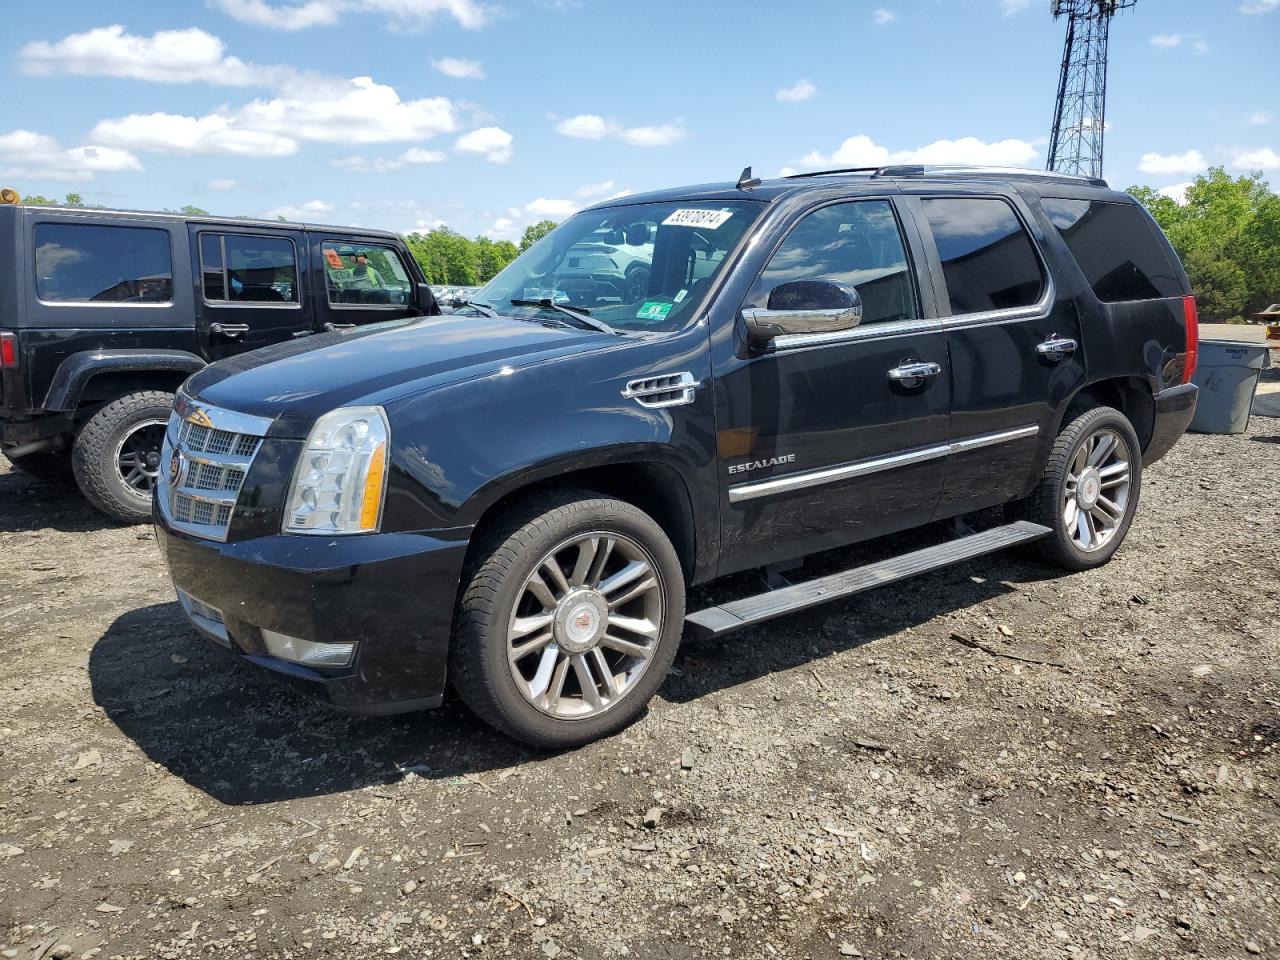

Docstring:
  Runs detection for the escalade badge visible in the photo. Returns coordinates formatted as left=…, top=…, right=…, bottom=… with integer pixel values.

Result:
left=727, top=454, right=796, bottom=476
left=188, top=408, right=214, bottom=429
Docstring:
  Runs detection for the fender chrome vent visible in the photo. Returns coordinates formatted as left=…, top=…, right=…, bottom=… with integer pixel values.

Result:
left=622, top=372, right=700, bottom=409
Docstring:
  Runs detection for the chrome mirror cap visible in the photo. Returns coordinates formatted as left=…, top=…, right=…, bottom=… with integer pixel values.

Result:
left=744, top=278, right=863, bottom=341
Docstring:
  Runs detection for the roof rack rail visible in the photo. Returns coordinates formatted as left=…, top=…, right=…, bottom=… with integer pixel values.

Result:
left=870, top=164, right=1108, bottom=187
left=782, top=167, right=882, bottom=179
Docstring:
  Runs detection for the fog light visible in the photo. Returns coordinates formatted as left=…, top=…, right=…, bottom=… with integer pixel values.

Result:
left=261, top=629, right=356, bottom=668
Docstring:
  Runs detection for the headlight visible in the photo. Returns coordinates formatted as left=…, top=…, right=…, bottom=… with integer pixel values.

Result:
left=284, top=406, right=389, bottom=535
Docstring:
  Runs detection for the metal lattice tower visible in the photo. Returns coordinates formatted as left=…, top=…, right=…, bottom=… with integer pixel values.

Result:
left=1047, top=0, right=1137, bottom=179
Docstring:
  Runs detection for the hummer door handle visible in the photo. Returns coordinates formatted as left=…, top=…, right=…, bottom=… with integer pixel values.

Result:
left=1036, top=335, right=1078, bottom=361
left=887, top=361, right=942, bottom=385
left=209, top=322, right=250, bottom=339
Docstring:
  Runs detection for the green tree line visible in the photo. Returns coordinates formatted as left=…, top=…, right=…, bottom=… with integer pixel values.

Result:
left=1128, top=167, right=1280, bottom=321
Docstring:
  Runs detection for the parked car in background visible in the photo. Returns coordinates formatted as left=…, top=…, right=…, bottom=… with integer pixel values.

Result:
left=0, top=194, right=438, bottom=521
left=1251, top=303, right=1280, bottom=324
left=155, top=164, right=1198, bottom=747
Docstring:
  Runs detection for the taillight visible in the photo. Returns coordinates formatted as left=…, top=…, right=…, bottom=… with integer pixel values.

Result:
left=1181, top=295, right=1198, bottom=384
left=0, top=331, right=16, bottom=370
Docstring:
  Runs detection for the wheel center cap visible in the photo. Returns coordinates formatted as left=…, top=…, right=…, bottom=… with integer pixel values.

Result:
left=554, top=589, right=608, bottom=654
left=1077, top=468, right=1102, bottom=509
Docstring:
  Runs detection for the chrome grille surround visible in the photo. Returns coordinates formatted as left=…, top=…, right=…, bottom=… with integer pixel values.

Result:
left=157, top=393, right=273, bottom=543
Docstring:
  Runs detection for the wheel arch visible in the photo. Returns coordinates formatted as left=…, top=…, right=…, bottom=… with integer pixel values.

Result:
left=44, top=349, right=205, bottom=413
left=1054, top=376, right=1155, bottom=453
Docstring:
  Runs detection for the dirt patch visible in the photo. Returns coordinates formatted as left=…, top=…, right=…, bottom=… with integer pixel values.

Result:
left=1, top=420, right=1277, bottom=960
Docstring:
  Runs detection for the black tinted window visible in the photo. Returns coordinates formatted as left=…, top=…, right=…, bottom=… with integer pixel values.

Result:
left=747, top=200, right=917, bottom=325
left=922, top=198, right=1044, bottom=315
left=1042, top=198, right=1182, bottom=302
left=200, top=234, right=298, bottom=304
left=34, top=224, right=173, bottom=303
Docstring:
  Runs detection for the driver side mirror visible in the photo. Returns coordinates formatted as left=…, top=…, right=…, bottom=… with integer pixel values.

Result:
left=743, top=279, right=863, bottom=342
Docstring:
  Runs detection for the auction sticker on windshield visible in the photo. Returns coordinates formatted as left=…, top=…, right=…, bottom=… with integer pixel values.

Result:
left=662, top=209, right=734, bottom=229
left=636, top=301, right=674, bottom=321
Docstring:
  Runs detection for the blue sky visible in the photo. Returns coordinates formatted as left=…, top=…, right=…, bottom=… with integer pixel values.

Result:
left=3, top=0, right=1277, bottom=240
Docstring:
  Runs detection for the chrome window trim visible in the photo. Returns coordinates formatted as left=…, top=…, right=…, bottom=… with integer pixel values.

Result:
left=32, top=299, right=175, bottom=309
left=199, top=231, right=301, bottom=308
left=768, top=316, right=944, bottom=352
left=937, top=273, right=1056, bottom=332
left=728, top=424, right=1040, bottom=503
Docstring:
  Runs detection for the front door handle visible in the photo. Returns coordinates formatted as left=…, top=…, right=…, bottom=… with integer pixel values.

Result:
left=887, top=361, right=942, bottom=384
left=1036, top=335, right=1078, bottom=361
left=209, top=322, right=250, bottom=339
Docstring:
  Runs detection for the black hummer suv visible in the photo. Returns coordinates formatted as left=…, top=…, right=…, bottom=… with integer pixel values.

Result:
left=0, top=197, right=436, bottom=521
left=154, top=165, right=1199, bottom=747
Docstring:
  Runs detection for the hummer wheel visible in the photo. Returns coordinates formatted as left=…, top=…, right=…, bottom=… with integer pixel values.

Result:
left=72, top=390, right=173, bottom=524
left=451, top=491, right=685, bottom=748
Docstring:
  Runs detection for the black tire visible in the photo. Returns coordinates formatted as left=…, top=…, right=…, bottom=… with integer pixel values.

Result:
left=71, top=390, right=173, bottom=523
left=2, top=447, right=74, bottom=484
left=451, top=490, right=685, bottom=749
left=1015, top=405, right=1142, bottom=571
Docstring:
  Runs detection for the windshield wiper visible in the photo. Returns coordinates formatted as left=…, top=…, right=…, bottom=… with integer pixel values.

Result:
left=509, top=298, right=618, bottom=335
left=458, top=299, right=499, bottom=318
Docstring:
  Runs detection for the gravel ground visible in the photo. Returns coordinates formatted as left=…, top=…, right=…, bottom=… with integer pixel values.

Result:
left=1, top=412, right=1277, bottom=960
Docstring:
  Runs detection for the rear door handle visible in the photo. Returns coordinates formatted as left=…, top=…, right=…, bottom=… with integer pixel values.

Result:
left=887, top=361, right=942, bottom=384
left=209, top=322, right=250, bottom=339
left=1036, top=336, right=1078, bottom=361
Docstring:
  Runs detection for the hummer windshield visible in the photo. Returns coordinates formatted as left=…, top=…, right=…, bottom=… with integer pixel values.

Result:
left=468, top=199, right=764, bottom=333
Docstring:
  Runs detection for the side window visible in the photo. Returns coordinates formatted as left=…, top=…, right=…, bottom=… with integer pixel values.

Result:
left=1041, top=198, right=1182, bottom=302
left=34, top=223, right=173, bottom=303
left=921, top=198, right=1045, bottom=315
left=745, top=200, right=918, bottom=325
left=322, top=241, right=413, bottom=307
left=200, top=234, right=299, bottom=304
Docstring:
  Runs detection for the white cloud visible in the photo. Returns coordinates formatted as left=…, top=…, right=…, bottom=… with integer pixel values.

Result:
left=208, top=178, right=239, bottom=190
left=553, top=114, right=686, bottom=147
left=576, top=180, right=616, bottom=198
left=91, top=113, right=298, bottom=157
left=1239, top=0, right=1279, bottom=12
left=1233, top=147, right=1280, bottom=170
left=1191, top=40, right=1209, bottom=53
left=1157, top=182, right=1192, bottom=204
left=332, top=147, right=447, bottom=172
left=0, top=129, right=142, bottom=182
left=432, top=57, right=485, bottom=79
left=524, top=197, right=580, bottom=219
left=91, top=76, right=456, bottom=156
left=1149, top=34, right=1183, bottom=48
left=19, top=25, right=286, bottom=86
left=872, top=8, right=896, bottom=24
left=1137, top=149, right=1206, bottom=174
left=799, top=134, right=1039, bottom=170
left=776, top=79, right=817, bottom=103
left=1001, top=0, right=1031, bottom=14
left=455, top=126, right=513, bottom=163
left=1248, top=112, right=1272, bottom=126
left=259, top=199, right=335, bottom=221
left=214, top=0, right=493, bottom=30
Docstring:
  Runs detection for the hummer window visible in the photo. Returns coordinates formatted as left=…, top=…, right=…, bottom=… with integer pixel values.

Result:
left=469, top=200, right=764, bottom=333
left=34, top=223, right=173, bottom=304
left=744, top=200, right=918, bottom=326
left=200, top=233, right=299, bottom=304
left=921, top=197, right=1045, bottom=315
left=322, top=241, right=414, bottom=307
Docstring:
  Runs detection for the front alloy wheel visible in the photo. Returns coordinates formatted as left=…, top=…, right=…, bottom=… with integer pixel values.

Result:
left=452, top=492, right=685, bottom=748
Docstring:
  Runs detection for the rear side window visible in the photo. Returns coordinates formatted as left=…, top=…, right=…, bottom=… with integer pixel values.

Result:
left=921, top=198, right=1045, bottom=315
left=1041, top=198, right=1182, bottom=302
left=200, top=233, right=299, bottom=304
left=321, top=240, right=414, bottom=307
left=34, top=223, right=173, bottom=303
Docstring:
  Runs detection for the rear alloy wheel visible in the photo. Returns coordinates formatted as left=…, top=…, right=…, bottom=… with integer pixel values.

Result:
left=72, top=390, right=174, bottom=523
left=452, top=492, right=684, bottom=748
left=1017, top=405, right=1142, bottom=571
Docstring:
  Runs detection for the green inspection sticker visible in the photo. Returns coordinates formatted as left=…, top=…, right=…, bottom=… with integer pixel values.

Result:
left=636, top=300, right=674, bottom=321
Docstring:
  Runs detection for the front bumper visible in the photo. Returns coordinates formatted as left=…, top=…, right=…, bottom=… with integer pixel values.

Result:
left=156, top=516, right=470, bottom=713
left=1143, top=382, right=1198, bottom=466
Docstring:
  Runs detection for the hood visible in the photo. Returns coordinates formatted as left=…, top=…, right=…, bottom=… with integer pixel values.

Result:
left=185, top=314, right=609, bottom=436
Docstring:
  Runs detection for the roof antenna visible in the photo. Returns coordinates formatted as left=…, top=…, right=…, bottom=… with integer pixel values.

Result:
left=736, top=166, right=762, bottom=190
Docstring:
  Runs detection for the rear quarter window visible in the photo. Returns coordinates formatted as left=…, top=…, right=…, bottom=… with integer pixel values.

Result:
left=1041, top=198, right=1182, bottom=302
left=34, top=223, right=173, bottom=303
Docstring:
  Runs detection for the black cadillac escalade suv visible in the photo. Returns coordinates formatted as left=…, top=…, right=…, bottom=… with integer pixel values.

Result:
left=0, top=196, right=437, bottom=522
left=154, top=165, right=1199, bottom=747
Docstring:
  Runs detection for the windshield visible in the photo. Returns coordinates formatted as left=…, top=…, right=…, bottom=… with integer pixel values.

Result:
left=471, top=200, right=764, bottom=333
